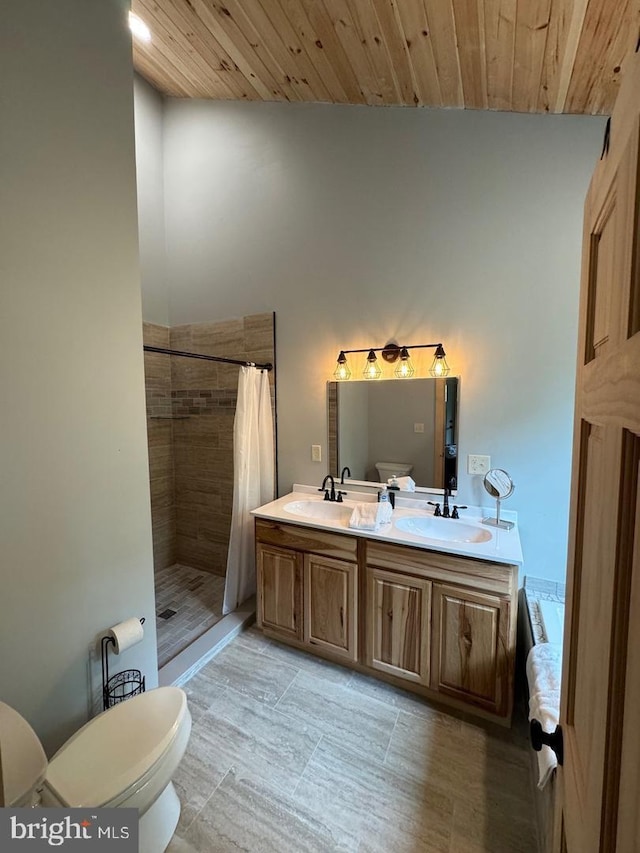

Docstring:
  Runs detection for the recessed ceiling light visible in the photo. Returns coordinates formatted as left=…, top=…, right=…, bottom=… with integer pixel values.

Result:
left=129, top=12, right=151, bottom=43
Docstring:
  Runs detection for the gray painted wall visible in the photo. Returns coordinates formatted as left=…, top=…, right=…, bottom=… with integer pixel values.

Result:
left=1, top=2, right=158, bottom=754
left=135, top=93, right=605, bottom=583
left=134, top=76, right=169, bottom=326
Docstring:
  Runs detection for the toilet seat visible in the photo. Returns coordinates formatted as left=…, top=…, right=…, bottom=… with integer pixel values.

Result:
left=42, top=687, right=189, bottom=809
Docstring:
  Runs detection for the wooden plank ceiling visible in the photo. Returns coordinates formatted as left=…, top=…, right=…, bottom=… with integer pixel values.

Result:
left=131, top=0, right=639, bottom=115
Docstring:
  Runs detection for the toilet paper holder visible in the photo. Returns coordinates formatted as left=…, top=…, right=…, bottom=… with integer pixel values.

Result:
left=101, top=618, right=146, bottom=710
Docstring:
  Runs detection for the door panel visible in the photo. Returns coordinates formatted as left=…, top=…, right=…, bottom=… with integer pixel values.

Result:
left=366, top=567, right=431, bottom=684
left=585, top=194, right=615, bottom=361
left=431, top=584, right=510, bottom=715
left=257, top=543, right=302, bottom=640
left=559, top=50, right=640, bottom=853
left=608, top=433, right=640, bottom=849
left=304, top=554, right=357, bottom=661
left=562, top=423, right=620, bottom=852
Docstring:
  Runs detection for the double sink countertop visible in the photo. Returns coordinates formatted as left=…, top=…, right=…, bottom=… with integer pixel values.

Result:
left=252, top=484, right=524, bottom=566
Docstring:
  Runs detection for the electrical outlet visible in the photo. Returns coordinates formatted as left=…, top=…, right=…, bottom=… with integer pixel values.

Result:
left=311, top=444, right=322, bottom=462
left=468, top=454, right=491, bottom=475
left=414, top=423, right=425, bottom=433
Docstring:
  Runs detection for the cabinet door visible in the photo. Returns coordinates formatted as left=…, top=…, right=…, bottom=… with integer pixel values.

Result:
left=431, top=583, right=511, bottom=716
left=257, top=543, right=302, bottom=641
left=366, top=567, right=431, bottom=685
left=304, top=554, right=357, bottom=661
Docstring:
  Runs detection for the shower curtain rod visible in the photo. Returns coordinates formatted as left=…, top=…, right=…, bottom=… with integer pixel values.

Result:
left=143, top=345, right=273, bottom=372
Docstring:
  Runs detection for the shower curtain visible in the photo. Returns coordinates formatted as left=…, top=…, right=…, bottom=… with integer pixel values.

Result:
left=223, top=366, right=274, bottom=615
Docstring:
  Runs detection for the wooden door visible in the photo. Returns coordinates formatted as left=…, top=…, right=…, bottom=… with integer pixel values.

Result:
left=366, top=566, right=431, bottom=684
left=557, top=49, right=640, bottom=852
left=303, top=554, right=357, bottom=661
left=431, top=583, right=511, bottom=717
left=256, top=543, right=302, bottom=641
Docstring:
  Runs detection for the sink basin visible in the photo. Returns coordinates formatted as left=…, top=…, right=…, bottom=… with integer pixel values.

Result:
left=394, top=515, right=492, bottom=544
left=283, top=499, right=352, bottom=522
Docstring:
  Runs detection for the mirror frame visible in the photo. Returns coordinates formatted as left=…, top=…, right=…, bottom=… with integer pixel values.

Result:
left=327, top=376, right=460, bottom=494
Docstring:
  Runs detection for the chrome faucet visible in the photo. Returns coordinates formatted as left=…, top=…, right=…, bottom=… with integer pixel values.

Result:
left=318, top=474, right=346, bottom=503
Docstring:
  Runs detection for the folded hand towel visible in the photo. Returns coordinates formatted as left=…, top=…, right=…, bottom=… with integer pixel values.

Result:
left=349, top=502, right=392, bottom=530
left=388, top=476, right=416, bottom=492
left=526, top=642, right=562, bottom=789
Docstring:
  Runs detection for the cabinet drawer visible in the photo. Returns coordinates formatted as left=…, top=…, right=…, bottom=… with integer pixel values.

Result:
left=255, top=519, right=358, bottom=562
left=366, top=540, right=515, bottom=597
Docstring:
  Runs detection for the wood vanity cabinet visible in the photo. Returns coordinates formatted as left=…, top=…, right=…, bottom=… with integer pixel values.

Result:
left=256, top=542, right=303, bottom=641
left=255, top=518, right=518, bottom=723
left=303, top=553, right=357, bottom=662
left=366, top=567, right=431, bottom=685
left=431, top=583, right=512, bottom=716
left=365, top=540, right=517, bottom=720
left=255, top=519, right=358, bottom=660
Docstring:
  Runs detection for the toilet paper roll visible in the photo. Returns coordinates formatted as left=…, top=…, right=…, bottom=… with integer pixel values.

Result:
left=109, top=618, right=144, bottom=655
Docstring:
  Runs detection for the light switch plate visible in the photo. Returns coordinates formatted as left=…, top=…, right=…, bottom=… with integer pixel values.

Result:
left=311, top=444, right=322, bottom=462
left=468, top=454, right=491, bottom=475
left=414, top=423, right=425, bottom=433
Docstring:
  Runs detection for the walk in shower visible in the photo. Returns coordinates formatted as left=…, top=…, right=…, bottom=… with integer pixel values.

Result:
left=142, top=312, right=276, bottom=670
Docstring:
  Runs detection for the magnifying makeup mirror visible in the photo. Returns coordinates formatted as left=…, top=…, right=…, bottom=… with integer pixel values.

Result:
left=481, top=469, right=515, bottom=530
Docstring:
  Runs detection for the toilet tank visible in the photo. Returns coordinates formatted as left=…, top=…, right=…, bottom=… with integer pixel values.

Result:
left=375, top=462, right=413, bottom=482
left=0, top=702, right=48, bottom=807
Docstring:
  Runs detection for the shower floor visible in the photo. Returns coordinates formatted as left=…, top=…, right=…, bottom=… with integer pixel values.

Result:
left=154, top=564, right=226, bottom=669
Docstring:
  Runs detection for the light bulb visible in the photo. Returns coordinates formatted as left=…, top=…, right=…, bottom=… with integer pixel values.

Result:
left=394, top=347, right=415, bottom=378
left=363, top=350, right=382, bottom=379
left=333, top=351, right=351, bottom=380
left=429, top=346, right=450, bottom=377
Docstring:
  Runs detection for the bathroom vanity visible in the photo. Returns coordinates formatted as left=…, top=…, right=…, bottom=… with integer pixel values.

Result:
left=253, top=487, right=523, bottom=724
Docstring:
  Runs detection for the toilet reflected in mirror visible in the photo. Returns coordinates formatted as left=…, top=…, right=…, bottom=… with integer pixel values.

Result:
left=482, top=469, right=515, bottom=530
left=375, top=461, right=413, bottom=482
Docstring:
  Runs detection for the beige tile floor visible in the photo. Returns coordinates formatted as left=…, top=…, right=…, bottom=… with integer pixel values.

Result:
left=168, top=628, right=539, bottom=853
left=155, top=564, right=226, bottom=668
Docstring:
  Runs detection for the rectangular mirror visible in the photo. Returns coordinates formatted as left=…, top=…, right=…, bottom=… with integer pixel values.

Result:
left=328, top=377, right=459, bottom=490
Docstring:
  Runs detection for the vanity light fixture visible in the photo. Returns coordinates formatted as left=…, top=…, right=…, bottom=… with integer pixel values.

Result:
left=333, top=351, right=351, bottom=381
left=363, top=350, right=382, bottom=380
left=394, top=346, right=415, bottom=379
left=333, top=341, right=449, bottom=380
left=429, top=344, right=450, bottom=378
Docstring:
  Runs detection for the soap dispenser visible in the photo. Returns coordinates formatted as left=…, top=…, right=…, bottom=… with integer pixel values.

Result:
left=378, top=486, right=395, bottom=509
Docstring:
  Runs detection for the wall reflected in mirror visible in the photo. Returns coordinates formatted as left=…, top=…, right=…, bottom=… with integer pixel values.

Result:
left=328, top=377, right=459, bottom=490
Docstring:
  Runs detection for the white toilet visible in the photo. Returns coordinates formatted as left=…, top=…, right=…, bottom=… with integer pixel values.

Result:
left=375, top=461, right=414, bottom=482
left=0, top=687, right=191, bottom=853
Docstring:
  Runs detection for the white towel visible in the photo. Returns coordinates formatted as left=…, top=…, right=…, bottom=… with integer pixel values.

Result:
left=349, top=502, right=392, bottom=530
left=387, top=476, right=416, bottom=492
left=526, top=642, right=562, bottom=789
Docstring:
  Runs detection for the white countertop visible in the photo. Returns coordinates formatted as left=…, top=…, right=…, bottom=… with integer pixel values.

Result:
left=252, top=485, right=523, bottom=566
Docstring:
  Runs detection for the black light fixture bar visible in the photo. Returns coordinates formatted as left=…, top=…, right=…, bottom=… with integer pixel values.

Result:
left=144, top=345, right=273, bottom=372
left=334, top=341, right=449, bottom=380
left=338, top=343, right=445, bottom=358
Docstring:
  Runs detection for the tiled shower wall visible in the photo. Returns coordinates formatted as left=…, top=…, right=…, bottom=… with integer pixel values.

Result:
left=143, top=313, right=276, bottom=576
left=144, top=323, right=175, bottom=570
